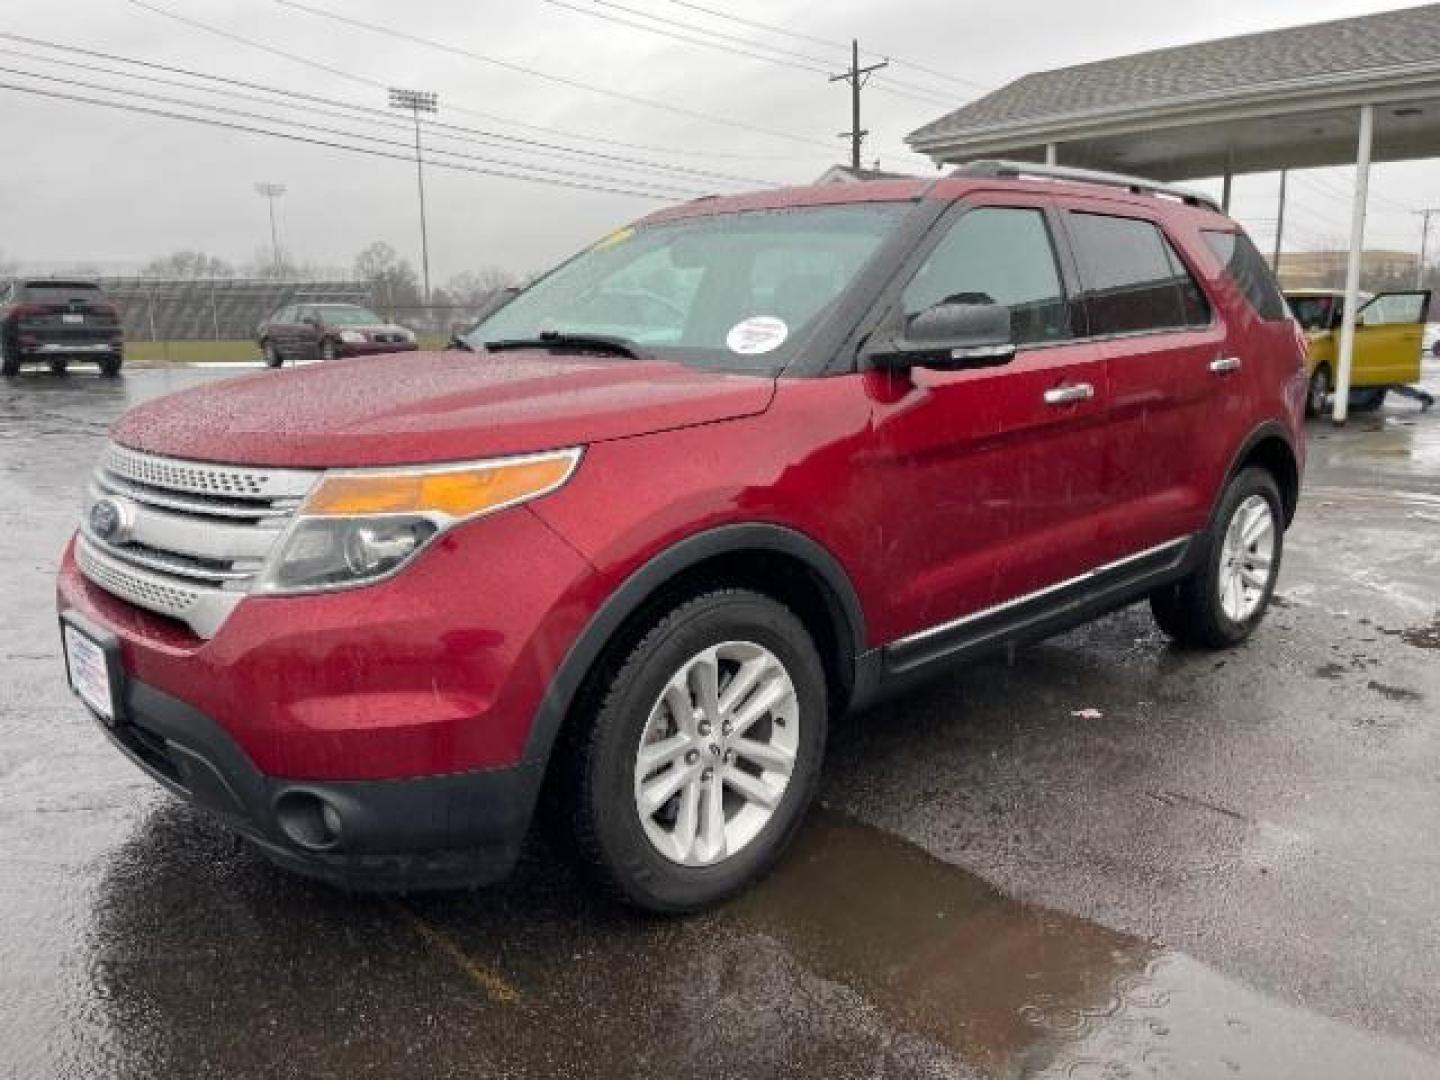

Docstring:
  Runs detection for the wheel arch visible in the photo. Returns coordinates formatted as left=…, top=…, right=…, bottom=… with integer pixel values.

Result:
left=1223, top=422, right=1301, bottom=527
left=522, top=523, right=866, bottom=770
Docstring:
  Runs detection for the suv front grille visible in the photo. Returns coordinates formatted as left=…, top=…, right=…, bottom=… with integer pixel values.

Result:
left=78, top=444, right=320, bottom=638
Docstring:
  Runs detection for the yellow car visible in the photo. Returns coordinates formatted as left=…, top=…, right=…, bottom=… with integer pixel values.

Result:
left=1285, top=288, right=1430, bottom=416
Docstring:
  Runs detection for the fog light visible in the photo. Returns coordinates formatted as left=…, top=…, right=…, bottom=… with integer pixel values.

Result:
left=274, top=790, right=343, bottom=851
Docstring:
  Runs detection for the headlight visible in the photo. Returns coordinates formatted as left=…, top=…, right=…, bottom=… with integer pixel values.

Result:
left=338, top=330, right=366, bottom=344
left=255, top=447, right=582, bottom=594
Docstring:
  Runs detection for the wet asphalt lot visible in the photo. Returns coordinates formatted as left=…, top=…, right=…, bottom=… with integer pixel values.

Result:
left=3, top=364, right=1440, bottom=1079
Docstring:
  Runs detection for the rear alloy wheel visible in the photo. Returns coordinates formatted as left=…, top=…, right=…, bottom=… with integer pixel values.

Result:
left=566, top=590, right=826, bottom=912
left=1305, top=365, right=1330, bottom=417
left=1150, top=467, right=1283, bottom=649
left=262, top=340, right=282, bottom=368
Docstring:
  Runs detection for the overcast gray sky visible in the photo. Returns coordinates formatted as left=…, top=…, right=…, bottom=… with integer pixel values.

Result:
left=1, top=0, right=1434, bottom=282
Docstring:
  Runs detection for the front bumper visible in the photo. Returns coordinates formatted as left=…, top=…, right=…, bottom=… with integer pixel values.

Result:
left=82, top=641, right=538, bottom=889
left=56, top=503, right=596, bottom=781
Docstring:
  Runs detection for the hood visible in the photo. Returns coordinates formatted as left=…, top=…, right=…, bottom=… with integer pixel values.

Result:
left=112, top=350, right=775, bottom=468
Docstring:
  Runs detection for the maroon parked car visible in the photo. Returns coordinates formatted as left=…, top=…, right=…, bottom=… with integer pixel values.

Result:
left=257, top=302, right=417, bottom=366
left=59, top=163, right=1306, bottom=911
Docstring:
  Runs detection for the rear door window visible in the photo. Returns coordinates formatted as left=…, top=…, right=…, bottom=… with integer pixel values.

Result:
left=1068, top=213, right=1210, bottom=335
left=1202, top=230, right=1288, bottom=321
left=901, top=206, right=1072, bottom=345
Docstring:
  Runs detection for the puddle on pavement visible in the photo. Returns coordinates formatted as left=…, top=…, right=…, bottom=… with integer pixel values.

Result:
left=62, top=802, right=1440, bottom=1079
left=730, top=810, right=1438, bottom=1079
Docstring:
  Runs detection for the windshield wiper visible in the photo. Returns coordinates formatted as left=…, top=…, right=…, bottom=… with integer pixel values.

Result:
left=483, top=330, right=648, bottom=360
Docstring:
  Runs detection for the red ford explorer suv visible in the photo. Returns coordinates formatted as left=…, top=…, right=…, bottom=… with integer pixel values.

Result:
left=58, top=163, right=1306, bottom=912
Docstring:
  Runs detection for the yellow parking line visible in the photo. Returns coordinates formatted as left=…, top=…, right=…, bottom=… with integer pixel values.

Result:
left=390, top=901, right=521, bottom=1006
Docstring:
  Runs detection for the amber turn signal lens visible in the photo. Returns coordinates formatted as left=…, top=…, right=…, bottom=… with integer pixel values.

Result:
left=302, top=450, right=579, bottom=519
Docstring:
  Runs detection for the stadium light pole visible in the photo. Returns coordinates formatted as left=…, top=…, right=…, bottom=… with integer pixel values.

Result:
left=388, top=87, right=437, bottom=303
left=254, top=182, right=286, bottom=277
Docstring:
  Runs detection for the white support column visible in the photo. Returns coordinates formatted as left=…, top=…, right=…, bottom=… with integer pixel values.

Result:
left=1333, top=103, right=1374, bottom=425
left=1044, top=142, right=1058, bottom=166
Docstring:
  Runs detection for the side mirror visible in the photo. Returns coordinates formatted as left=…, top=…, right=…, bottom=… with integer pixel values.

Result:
left=867, top=302, right=1017, bottom=372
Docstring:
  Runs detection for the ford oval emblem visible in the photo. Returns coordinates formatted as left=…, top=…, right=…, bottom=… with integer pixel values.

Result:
left=89, top=497, right=132, bottom=544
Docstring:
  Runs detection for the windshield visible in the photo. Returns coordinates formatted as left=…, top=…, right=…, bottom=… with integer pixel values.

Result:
left=465, top=203, right=911, bottom=369
left=1286, top=294, right=1339, bottom=331
left=317, top=306, right=385, bottom=325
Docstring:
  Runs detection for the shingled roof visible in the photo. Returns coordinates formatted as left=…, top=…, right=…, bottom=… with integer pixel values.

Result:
left=909, top=4, right=1440, bottom=153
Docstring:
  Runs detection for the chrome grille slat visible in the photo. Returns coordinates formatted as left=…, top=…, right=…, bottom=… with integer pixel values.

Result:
left=78, top=443, right=320, bottom=638
left=81, top=527, right=255, bottom=584
left=95, top=472, right=293, bottom=520
left=104, top=443, right=316, bottom=501
left=87, top=482, right=282, bottom=561
left=76, top=536, right=242, bottom=639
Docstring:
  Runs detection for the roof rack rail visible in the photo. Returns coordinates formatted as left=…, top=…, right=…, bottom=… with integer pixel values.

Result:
left=952, top=159, right=1222, bottom=213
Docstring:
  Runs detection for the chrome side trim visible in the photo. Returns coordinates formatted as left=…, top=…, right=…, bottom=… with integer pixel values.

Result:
left=892, top=537, right=1191, bottom=649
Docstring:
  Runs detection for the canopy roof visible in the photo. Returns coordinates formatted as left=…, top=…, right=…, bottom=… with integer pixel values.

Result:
left=907, top=4, right=1440, bottom=180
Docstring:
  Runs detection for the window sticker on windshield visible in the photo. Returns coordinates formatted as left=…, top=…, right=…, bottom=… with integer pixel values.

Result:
left=592, top=226, right=635, bottom=252
left=726, top=316, right=788, bottom=355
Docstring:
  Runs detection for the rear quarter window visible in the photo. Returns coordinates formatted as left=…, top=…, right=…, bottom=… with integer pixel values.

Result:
left=1202, top=230, right=1288, bottom=321
left=1066, top=213, right=1211, bottom=336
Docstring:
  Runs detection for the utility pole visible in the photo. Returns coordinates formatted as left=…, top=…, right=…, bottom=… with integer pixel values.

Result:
left=829, top=40, right=887, bottom=174
left=388, top=87, right=438, bottom=303
left=254, top=182, right=286, bottom=276
left=1272, top=168, right=1287, bottom=274
left=1415, top=207, right=1439, bottom=288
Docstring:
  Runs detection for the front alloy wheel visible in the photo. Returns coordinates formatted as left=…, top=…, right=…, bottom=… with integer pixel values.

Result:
left=564, top=589, right=826, bottom=912
left=634, top=641, right=799, bottom=867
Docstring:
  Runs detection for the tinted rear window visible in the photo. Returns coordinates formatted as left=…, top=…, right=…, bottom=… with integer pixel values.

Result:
left=1068, top=213, right=1210, bottom=335
left=1202, top=231, right=1288, bottom=321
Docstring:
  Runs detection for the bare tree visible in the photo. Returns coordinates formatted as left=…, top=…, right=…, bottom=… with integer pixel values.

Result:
left=142, top=250, right=236, bottom=279
left=353, top=241, right=421, bottom=311
left=244, top=247, right=312, bottom=280
left=443, top=267, right=516, bottom=306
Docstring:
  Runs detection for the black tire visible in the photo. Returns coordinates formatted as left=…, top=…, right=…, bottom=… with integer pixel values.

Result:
left=99, top=352, right=123, bottom=377
left=562, top=589, right=827, bottom=913
left=48, top=358, right=69, bottom=376
left=319, top=338, right=338, bottom=363
left=1, top=340, right=20, bottom=377
left=261, top=340, right=282, bottom=368
left=1304, top=364, right=1331, bottom=418
left=1348, top=387, right=1388, bottom=413
left=1149, top=467, right=1284, bottom=649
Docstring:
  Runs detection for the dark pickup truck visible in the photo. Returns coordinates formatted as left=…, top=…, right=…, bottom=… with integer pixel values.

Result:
left=1, top=279, right=124, bottom=376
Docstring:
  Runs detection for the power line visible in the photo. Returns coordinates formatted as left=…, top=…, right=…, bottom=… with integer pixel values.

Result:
left=0, top=35, right=773, bottom=188
left=0, top=75, right=715, bottom=201
left=661, top=0, right=993, bottom=92
left=539, top=0, right=958, bottom=107
left=1292, top=171, right=1417, bottom=215
left=118, top=0, right=805, bottom=163
left=273, top=0, right=840, bottom=151
left=0, top=62, right=714, bottom=199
